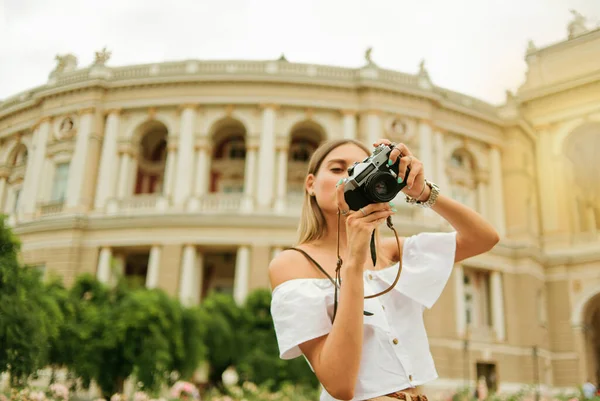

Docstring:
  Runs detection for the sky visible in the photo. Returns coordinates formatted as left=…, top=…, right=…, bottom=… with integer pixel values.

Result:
left=0, top=0, right=599, bottom=105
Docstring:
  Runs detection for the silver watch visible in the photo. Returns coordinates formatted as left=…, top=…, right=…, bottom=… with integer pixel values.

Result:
left=405, top=179, right=440, bottom=208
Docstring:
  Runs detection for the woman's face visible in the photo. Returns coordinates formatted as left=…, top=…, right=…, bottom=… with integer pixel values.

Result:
left=306, top=143, right=370, bottom=215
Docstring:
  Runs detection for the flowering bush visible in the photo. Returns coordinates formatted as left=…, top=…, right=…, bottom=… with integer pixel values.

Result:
left=170, top=381, right=200, bottom=400
left=203, top=381, right=320, bottom=401
left=48, top=384, right=68, bottom=401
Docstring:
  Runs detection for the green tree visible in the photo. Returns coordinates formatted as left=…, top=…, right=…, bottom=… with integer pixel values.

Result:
left=0, top=215, right=62, bottom=387
left=197, top=292, right=243, bottom=387
left=237, top=289, right=319, bottom=391
left=63, top=274, right=206, bottom=397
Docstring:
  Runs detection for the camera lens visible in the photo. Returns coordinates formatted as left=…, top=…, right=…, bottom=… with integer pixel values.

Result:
left=364, top=172, right=399, bottom=202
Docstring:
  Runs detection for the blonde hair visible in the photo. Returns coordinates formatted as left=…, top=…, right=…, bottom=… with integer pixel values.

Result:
left=297, top=139, right=371, bottom=244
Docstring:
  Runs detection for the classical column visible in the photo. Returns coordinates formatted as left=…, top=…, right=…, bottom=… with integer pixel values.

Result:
left=40, top=158, right=54, bottom=202
left=535, top=127, right=558, bottom=233
left=365, top=111, right=382, bottom=147
left=145, top=245, right=161, bottom=289
left=128, top=154, right=138, bottom=195
left=174, top=105, right=197, bottom=206
left=163, top=140, right=178, bottom=199
left=342, top=110, right=357, bottom=140
left=194, top=138, right=210, bottom=197
left=271, top=247, right=283, bottom=261
left=233, top=245, right=250, bottom=305
left=490, top=146, right=506, bottom=237
left=179, top=245, right=197, bottom=307
left=433, top=131, right=449, bottom=191
left=418, top=120, right=434, bottom=217
left=116, top=151, right=132, bottom=199
left=256, top=105, right=277, bottom=209
left=274, top=145, right=288, bottom=213
left=22, top=118, right=50, bottom=215
left=418, top=120, right=434, bottom=176
left=95, top=109, right=120, bottom=209
left=477, top=174, right=489, bottom=220
left=490, top=271, right=506, bottom=341
left=97, top=247, right=112, bottom=284
left=241, top=144, right=258, bottom=212
left=66, top=108, right=95, bottom=209
left=454, top=265, right=466, bottom=337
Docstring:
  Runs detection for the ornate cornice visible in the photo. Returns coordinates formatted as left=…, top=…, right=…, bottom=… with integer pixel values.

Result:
left=0, top=59, right=505, bottom=129
left=78, top=107, right=95, bottom=116
left=259, top=103, right=280, bottom=111
left=364, top=109, right=383, bottom=116
left=104, top=108, right=122, bottom=117
left=340, top=109, right=357, bottom=116
left=32, top=116, right=52, bottom=131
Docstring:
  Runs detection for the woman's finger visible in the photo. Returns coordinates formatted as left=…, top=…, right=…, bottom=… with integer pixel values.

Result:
left=336, top=178, right=352, bottom=214
left=372, top=138, right=393, bottom=148
left=388, top=143, right=413, bottom=166
left=356, top=209, right=394, bottom=224
left=406, top=161, right=422, bottom=189
left=398, top=155, right=413, bottom=182
left=358, top=202, right=391, bottom=216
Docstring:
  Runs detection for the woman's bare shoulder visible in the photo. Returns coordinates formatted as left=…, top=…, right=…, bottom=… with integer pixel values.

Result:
left=268, top=247, right=321, bottom=290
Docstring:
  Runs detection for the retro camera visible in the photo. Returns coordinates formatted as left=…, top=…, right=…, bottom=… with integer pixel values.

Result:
left=343, top=144, right=410, bottom=210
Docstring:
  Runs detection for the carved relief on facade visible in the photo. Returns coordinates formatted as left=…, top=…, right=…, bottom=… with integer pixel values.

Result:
left=53, top=115, right=78, bottom=141
left=384, top=116, right=417, bottom=146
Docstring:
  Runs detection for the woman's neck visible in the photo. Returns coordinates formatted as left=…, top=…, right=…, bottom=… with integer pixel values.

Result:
left=310, top=212, right=348, bottom=252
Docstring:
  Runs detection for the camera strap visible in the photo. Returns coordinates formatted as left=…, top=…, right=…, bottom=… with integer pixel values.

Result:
left=284, top=213, right=403, bottom=324
left=332, top=210, right=403, bottom=322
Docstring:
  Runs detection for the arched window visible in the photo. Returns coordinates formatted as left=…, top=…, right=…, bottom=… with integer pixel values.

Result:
left=210, top=119, right=247, bottom=194
left=134, top=122, right=169, bottom=195
left=287, top=127, right=322, bottom=197
left=225, top=139, right=246, bottom=160
left=290, top=139, right=315, bottom=162
left=10, top=144, right=28, bottom=167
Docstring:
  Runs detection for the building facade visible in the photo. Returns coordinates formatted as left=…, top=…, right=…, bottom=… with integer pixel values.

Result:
left=0, top=14, right=598, bottom=397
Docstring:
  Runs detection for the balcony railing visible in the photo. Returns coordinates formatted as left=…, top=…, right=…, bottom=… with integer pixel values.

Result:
left=196, top=193, right=245, bottom=213
left=466, top=325, right=497, bottom=343
left=106, top=194, right=169, bottom=214
left=38, top=201, right=64, bottom=216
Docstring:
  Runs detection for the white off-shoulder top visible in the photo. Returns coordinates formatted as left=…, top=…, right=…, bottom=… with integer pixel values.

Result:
left=270, top=231, right=457, bottom=401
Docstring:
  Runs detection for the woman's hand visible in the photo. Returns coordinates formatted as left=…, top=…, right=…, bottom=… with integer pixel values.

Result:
left=336, top=181, right=394, bottom=267
left=373, top=139, right=430, bottom=201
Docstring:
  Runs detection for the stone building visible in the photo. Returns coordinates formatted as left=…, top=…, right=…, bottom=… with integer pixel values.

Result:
left=0, top=13, right=598, bottom=396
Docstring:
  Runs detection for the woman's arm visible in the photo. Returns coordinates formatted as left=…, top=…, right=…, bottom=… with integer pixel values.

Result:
left=432, top=191, right=500, bottom=262
left=377, top=139, right=499, bottom=264
left=429, top=192, right=500, bottom=263
left=384, top=191, right=499, bottom=264
left=269, top=252, right=364, bottom=400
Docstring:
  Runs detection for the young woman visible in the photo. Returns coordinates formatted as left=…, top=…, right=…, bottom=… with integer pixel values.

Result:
left=269, top=138, right=499, bottom=401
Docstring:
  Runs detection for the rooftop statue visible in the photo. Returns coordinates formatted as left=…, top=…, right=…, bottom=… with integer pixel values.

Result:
left=364, top=47, right=376, bottom=66
left=568, top=9, right=589, bottom=39
left=94, top=47, right=112, bottom=66
left=50, top=54, right=78, bottom=76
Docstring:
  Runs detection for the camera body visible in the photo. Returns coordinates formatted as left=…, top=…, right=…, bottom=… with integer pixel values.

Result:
left=343, top=144, right=409, bottom=210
